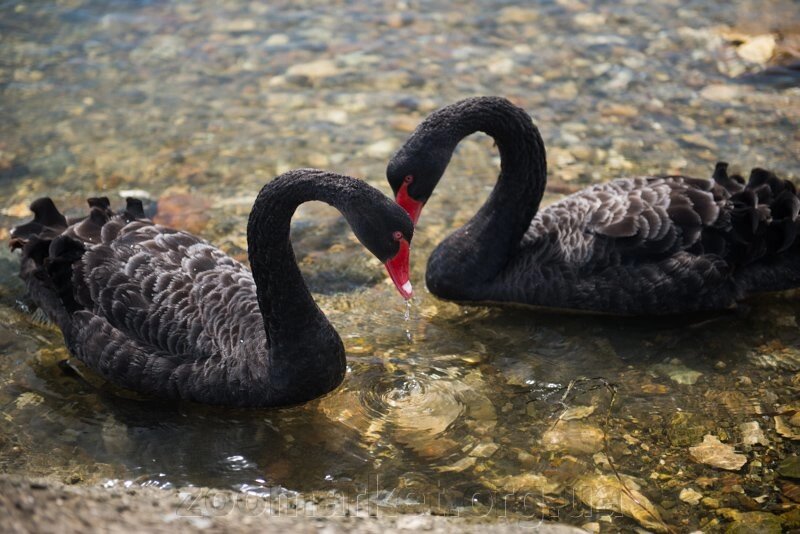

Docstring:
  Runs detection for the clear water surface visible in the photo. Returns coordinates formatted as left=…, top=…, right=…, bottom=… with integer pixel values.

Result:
left=1, top=0, right=799, bottom=531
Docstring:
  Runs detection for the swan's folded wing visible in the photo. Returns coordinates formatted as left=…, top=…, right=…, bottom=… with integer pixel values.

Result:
left=65, top=310, right=258, bottom=404
left=588, top=175, right=721, bottom=258
left=536, top=164, right=799, bottom=269
left=73, top=223, right=264, bottom=364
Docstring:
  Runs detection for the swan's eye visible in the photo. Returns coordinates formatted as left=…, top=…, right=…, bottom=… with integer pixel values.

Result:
left=403, top=175, right=413, bottom=184
left=392, top=231, right=403, bottom=241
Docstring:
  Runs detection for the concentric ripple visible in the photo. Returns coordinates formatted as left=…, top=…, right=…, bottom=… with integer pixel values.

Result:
left=319, top=365, right=497, bottom=466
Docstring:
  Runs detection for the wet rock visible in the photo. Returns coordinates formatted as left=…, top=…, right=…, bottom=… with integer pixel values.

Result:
left=689, top=435, right=747, bottom=471
left=436, top=456, right=475, bottom=473
left=574, top=13, right=606, bottom=28
left=394, top=516, right=432, bottom=530
left=651, top=360, right=702, bottom=385
left=593, top=452, right=611, bottom=469
left=542, top=422, right=604, bottom=455
left=782, top=507, right=800, bottom=529
left=490, top=473, right=562, bottom=495
left=574, top=474, right=667, bottom=533
left=739, top=421, right=768, bottom=446
left=153, top=193, right=211, bottom=234
left=736, top=35, right=776, bottom=64
left=679, top=487, right=702, bottom=505
left=469, top=442, right=499, bottom=458
left=497, top=6, right=539, bottom=24
left=777, top=456, right=800, bottom=479
left=64, top=472, right=83, bottom=485
left=667, top=412, right=709, bottom=447
left=318, top=390, right=384, bottom=444
left=774, top=406, right=800, bottom=440
left=264, top=34, right=289, bottom=46
left=678, top=133, right=717, bottom=152
left=723, top=511, right=781, bottom=534
left=600, top=103, right=639, bottom=119
left=365, top=139, right=396, bottom=159
left=709, top=391, right=762, bottom=416
left=781, top=480, right=800, bottom=503
left=641, top=383, right=670, bottom=394
left=748, top=341, right=800, bottom=371
left=547, top=81, right=578, bottom=100
left=497, top=359, right=536, bottom=386
left=559, top=405, right=595, bottom=421
left=700, top=84, right=741, bottom=101
left=286, top=60, right=339, bottom=79
left=487, top=56, right=514, bottom=75
left=14, top=392, right=44, bottom=410
left=2, top=202, right=31, bottom=218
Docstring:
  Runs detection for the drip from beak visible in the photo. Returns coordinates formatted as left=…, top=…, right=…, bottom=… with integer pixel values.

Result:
left=396, top=180, right=425, bottom=226
left=385, top=238, right=413, bottom=300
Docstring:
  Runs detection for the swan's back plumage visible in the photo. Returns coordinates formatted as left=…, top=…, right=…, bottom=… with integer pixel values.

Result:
left=526, top=164, right=799, bottom=267
left=11, top=198, right=270, bottom=405
left=492, top=163, right=800, bottom=313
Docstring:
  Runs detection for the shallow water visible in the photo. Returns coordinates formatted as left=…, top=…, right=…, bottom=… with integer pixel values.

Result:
left=1, top=0, right=799, bottom=531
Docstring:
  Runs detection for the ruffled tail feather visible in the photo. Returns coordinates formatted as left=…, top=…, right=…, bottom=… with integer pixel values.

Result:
left=712, top=162, right=800, bottom=263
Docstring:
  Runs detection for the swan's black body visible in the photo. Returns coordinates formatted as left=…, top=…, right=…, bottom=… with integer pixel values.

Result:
left=10, top=170, right=413, bottom=407
left=387, top=97, right=800, bottom=314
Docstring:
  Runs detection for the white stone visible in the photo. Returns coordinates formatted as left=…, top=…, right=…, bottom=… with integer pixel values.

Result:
left=736, top=34, right=776, bottom=64
left=689, top=435, right=747, bottom=470
left=679, top=488, right=703, bottom=505
left=286, top=59, right=339, bottom=79
left=366, top=139, right=396, bottom=158
left=740, top=421, right=768, bottom=446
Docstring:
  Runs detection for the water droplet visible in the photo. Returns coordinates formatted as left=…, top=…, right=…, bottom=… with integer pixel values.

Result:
left=404, top=299, right=413, bottom=342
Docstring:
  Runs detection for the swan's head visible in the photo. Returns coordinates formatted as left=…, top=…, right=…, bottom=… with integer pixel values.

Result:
left=386, top=140, right=452, bottom=226
left=342, top=189, right=415, bottom=300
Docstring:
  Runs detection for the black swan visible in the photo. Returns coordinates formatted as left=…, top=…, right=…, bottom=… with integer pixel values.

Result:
left=9, top=169, right=414, bottom=407
left=386, top=96, right=800, bottom=314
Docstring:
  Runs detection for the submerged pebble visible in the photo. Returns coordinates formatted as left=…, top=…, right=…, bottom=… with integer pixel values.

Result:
left=722, top=511, right=782, bottom=534
left=679, top=487, right=703, bottom=505
left=778, top=456, right=800, bottom=480
left=689, top=435, right=747, bottom=471
left=774, top=406, right=800, bottom=440
left=739, top=421, right=768, bottom=447
left=574, top=474, right=667, bottom=533
left=651, top=359, right=703, bottom=385
left=542, top=421, right=605, bottom=455
left=490, top=473, right=561, bottom=495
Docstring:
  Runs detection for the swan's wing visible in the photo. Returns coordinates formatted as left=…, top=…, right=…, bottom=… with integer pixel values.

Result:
left=12, top=198, right=265, bottom=374
left=71, top=221, right=264, bottom=362
left=66, top=308, right=263, bottom=404
left=530, top=163, right=799, bottom=269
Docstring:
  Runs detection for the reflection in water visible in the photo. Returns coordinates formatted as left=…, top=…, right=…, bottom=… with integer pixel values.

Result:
left=1, top=0, right=799, bottom=530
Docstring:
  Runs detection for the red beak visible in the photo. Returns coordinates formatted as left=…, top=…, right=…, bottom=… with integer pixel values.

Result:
left=385, top=238, right=413, bottom=300
left=396, top=180, right=425, bottom=226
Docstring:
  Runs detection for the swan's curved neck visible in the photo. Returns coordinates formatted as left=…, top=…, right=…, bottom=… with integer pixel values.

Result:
left=246, top=171, right=348, bottom=402
left=425, top=98, right=547, bottom=296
